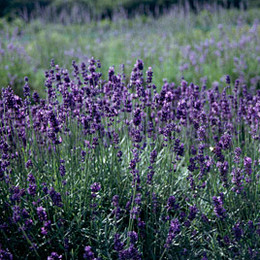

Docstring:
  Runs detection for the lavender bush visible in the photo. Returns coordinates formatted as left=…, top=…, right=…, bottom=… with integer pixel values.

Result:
left=0, top=56, right=259, bottom=259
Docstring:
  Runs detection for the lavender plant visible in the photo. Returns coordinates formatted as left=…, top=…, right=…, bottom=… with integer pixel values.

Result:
left=0, top=57, right=259, bottom=259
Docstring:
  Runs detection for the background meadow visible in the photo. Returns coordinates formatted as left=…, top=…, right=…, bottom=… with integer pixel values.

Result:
left=1, top=4, right=260, bottom=96
left=0, top=1, right=260, bottom=259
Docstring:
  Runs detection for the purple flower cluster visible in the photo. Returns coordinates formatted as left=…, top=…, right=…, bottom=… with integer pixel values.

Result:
left=47, top=252, right=62, bottom=260
left=83, top=246, right=98, bottom=260
left=114, top=232, right=142, bottom=260
left=0, top=247, right=13, bottom=260
left=91, top=182, right=101, bottom=198
left=164, top=218, right=181, bottom=248
left=212, top=194, right=226, bottom=219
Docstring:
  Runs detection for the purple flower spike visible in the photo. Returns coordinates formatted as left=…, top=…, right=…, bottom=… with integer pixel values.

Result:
left=188, top=205, right=198, bottom=221
left=114, top=234, right=124, bottom=252
left=128, top=231, right=138, bottom=244
left=212, top=195, right=226, bottom=219
left=91, top=182, right=101, bottom=193
left=164, top=218, right=181, bottom=249
left=166, top=196, right=177, bottom=211
left=244, top=157, right=252, bottom=175
left=233, top=222, right=243, bottom=241
left=37, top=206, right=47, bottom=222
left=49, top=187, right=63, bottom=207
left=225, top=75, right=231, bottom=84
left=83, top=246, right=97, bottom=260
left=47, top=252, right=62, bottom=260
left=0, top=248, right=13, bottom=260
left=25, top=160, right=33, bottom=168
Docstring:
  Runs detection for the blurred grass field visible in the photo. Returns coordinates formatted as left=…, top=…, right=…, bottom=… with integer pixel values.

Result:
left=0, top=7, right=259, bottom=96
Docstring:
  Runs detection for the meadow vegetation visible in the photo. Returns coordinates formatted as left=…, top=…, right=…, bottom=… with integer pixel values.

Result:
left=0, top=6, right=259, bottom=96
left=0, top=4, right=259, bottom=260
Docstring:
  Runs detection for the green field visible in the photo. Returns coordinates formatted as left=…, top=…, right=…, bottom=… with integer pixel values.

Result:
left=1, top=7, right=259, bottom=97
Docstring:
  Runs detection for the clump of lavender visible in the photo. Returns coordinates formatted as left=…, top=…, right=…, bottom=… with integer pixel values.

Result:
left=216, top=161, right=229, bottom=187
left=232, top=222, right=243, bottom=241
left=164, top=218, right=181, bottom=249
left=47, top=252, right=62, bottom=260
left=48, top=187, right=63, bottom=207
left=119, top=245, right=142, bottom=260
left=36, top=206, right=47, bottom=222
left=244, top=157, right=252, bottom=177
left=23, top=76, right=30, bottom=98
left=146, top=67, right=153, bottom=85
left=0, top=247, right=13, bottom=260
left=130, top=193, right=142, bottom=220
left=212, top=194, right=226, bottom=219
left=83, top=246, right=98, bottom=260
left=166, top=196, right=178, bottom=212
left=150, top=149, right=157, bottom=164
left=25, top=159, right=33, bottom=168
left=59, top=160, right=66, bottom=177
left=112, top=195, right=121, bottom=220
left=114, top=234, right=124, bottom=252
left=27, top=173, right=37, bottom=196
left=41, top=220, right=51, bottom=236
left=231, top=168, right=244, bottom=194
left=128, top=231, right=138, bottom=244
left=234, top=147, right=242, bottom=164
left=188, top=205, right=198, bottom=221
left=114, top=232, right=142, bottom=260
left=90, top=182, right=101, bottom=198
